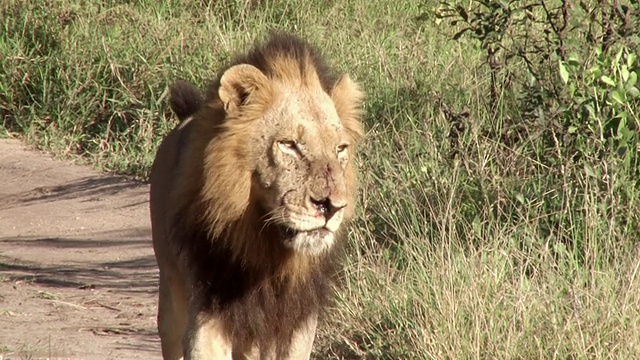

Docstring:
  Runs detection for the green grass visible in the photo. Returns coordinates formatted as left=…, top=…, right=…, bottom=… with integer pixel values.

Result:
left=2, top=0, right=640, bottom=359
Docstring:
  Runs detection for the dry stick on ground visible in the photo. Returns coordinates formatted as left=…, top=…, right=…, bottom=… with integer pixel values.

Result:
left=48, top=299, right=87, bottom=310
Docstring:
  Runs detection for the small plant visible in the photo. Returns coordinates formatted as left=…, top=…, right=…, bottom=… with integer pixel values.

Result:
left=558, top=48, right=639, bottom=171
left=34, top=291, right=57, bottom=300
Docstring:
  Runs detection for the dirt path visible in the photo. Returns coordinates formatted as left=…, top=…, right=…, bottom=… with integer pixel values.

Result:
left=0, top=139, right=160, bottom=360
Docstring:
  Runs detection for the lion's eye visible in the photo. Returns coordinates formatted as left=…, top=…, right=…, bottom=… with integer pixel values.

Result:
left=278, top=140, right=301, bottom=156
left=336, top=144, right=349, bottom=154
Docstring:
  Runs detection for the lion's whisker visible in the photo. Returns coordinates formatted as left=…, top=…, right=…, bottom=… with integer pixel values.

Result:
left=258, top=207, right=288, bottom=236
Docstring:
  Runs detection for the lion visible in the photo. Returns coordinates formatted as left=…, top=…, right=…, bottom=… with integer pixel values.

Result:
left=149, top=33, right=364, bottom=360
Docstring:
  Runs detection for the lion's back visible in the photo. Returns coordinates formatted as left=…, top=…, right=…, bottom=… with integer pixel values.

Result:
left=149, top=118, right=193, bottom=262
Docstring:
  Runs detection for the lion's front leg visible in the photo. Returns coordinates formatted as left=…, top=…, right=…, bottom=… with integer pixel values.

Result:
left=183, top=308, right=233, bottom=360
left=281, top=312, right=318, bottom=360
left=157, top=270, right=189, bottom=360
left=231, top=313, right=318, bottom=360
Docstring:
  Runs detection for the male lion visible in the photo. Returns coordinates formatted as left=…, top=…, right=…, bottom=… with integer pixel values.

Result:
left=149, top=33, right=364, bottom=360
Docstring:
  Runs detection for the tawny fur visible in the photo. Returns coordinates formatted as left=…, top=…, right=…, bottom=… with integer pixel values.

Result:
left=150, top=33, right=364, bottom=360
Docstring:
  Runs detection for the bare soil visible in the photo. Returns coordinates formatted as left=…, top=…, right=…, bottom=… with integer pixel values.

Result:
left=0, top=139, right=161, bottom=359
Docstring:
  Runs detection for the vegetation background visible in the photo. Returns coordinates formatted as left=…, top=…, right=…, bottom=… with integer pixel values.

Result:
left=2, top=0, right=640, bottom=358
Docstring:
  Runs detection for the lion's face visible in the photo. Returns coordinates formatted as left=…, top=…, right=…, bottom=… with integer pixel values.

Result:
left=212, top=63, right=363, bottom=256
left=253, top=87, right=352, bottom=255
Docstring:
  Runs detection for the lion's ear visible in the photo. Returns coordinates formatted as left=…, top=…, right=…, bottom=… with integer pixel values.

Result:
left=219, top=64, right=269, bottom=112
left=331, top=74, right=365, bottom=142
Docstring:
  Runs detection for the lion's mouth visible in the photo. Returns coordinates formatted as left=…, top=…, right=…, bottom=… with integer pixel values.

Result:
left=275, top=224, right=334, bottom=255
left=276, top=224, right=331, bottom=241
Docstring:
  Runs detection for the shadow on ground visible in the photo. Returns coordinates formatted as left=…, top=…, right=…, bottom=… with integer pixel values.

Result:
left=0, top=228, right=158, bottom=295
left=0, top=175, right=147, bottom=211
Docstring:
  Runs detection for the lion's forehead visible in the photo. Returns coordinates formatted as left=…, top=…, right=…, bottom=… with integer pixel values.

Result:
left=277, top=88, right=343, bottom=126
left=296, top=121, right=342, bottom=152
left=264, top=87, right=346, bottom=154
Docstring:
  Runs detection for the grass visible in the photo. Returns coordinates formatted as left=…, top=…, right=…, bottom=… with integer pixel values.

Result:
left=2, top=0, right=640, bottom=358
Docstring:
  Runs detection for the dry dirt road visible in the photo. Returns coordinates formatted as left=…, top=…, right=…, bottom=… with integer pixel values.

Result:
left=0, top=138, right=161, bottom=359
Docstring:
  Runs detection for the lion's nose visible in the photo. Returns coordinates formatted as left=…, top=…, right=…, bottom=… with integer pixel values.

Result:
left=310, top=197, right=346, bottom=221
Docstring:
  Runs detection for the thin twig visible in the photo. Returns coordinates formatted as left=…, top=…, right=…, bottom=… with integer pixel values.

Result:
left=48, top=299, right=87, bottom=310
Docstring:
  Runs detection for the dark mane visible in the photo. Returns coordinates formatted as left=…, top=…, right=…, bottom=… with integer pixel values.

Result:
left=179, top=220, right=341, bottom=357
left=206, top=32, right=339, bottom=100
left=169, top=80, right=205, bottom=121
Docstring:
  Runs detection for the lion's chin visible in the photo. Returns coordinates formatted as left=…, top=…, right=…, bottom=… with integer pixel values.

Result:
left=278, top=226, right=335, bottom=256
